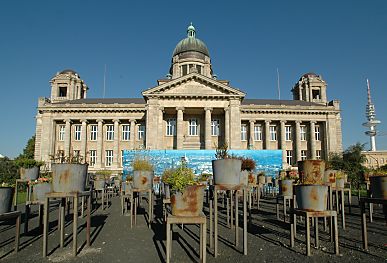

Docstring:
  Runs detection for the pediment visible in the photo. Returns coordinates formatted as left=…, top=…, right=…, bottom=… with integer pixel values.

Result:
left=142, top=73, right=245, bottom=98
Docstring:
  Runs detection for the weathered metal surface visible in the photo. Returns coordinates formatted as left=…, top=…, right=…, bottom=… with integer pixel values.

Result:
left=248, top=173, right=256, bottom=185
left=212, top=159, right=242, bottom=186
left=240, top=170, right=249, bottom=186
left=265, top=176, right=273, bottom=184
left=258, top=175, right=265, bottom=184
left=32, top=183, right=52, bottom=201
left=162, top=182, right=171, bottom=199
left=324, top=169, right=337, bottom=184
left=216, top=184, right=244, bottom=191
left=295, top=185, right=328, bottom=211
left=51, top=163, right=88, bottom=193
left=0, top=187, right=14, bottom=214
left=93, top=180, right=105, bottom=191
left=298, top=160, right=325, bottom=185
left=170, top=185, right=205, bottom=217
left=19, top=167, right=39, bottom=181
left=369, top=175, right=387, bottom=199
left=133, top=170, right=154, bottom=190
left=279, top=179, right=293, bottom=197
left=335, top=178, right=345, bottom=189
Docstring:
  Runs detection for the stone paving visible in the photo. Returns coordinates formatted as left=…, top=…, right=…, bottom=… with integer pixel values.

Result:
left=0, top=194, right=386, bottom=262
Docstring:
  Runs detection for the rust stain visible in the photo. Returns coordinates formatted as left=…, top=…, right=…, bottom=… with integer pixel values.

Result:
left=282, top=185, right=288, bottom=193
left=172, top=185, right=204, bottom=216
left=310, top=187, right=318, bottom=202
left=141, top=176, right=148, bottom=185
left=217, top=184, right=244, bottom=191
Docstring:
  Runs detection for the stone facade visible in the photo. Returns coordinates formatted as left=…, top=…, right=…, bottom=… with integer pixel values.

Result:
left=34, top=25, right=343, bottom=173
left=362, top=151, right=387, bottom=169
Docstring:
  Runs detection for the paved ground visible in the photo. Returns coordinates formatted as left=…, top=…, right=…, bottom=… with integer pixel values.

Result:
left=0, top=193, right=386, bottom=262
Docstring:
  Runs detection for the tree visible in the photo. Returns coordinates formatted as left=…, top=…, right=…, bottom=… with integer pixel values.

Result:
left=16, top=135, right=36, bottom=160
left=0, top=156, right=18, bottom=185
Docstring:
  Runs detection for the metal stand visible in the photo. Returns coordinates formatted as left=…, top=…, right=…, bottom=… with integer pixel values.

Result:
left=132, top=188, right=153, bottom=228
left=0, top=211, right=21, bottom=253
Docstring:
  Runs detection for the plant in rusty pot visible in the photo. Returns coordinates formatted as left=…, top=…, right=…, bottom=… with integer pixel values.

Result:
left=132, top=156, right=154, bottom=190
left=335, top=171, right=346, bottom=189
left=50, top=152, right=88, bottom=193
left=368, top=169, right=387, bottom=200
left=239, top=157, right=256, bottom=186
left=295, top=160, right=328, bottom=211
left=161, top=168, right=174, bottom=199
left=0, top=182, right=15, bottom=214
left=279, top=169, right=298, bottom=197
left=212, top=142, right=242, bottom=187
left=15, top=158, right=45, bottom=181
left=30, top=171, right=52, bottom=202
left=164, top=165, right=205, bottom=217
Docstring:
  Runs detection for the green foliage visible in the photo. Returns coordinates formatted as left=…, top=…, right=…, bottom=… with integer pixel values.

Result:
left=198, top=173, right=211, bottom=181
left=162, top=168, right=174, bottom=182
left=328, top=143, right=367, bottom=190
left=0, top=156, right=18, bottom=186
left=132, top=157, right=153, bottom=171
left=50, top=151, right=86, bottom=164
left=14, top=158, right=44, bottom=168
left=17, top=135, right=36, bottom=160
left=335, top=170, right=346, bottom=179
left=163, top=165, right=197, bottom=193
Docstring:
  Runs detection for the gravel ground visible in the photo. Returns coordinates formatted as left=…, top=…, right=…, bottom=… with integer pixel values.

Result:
left=0, top=193, right=386, bottom=262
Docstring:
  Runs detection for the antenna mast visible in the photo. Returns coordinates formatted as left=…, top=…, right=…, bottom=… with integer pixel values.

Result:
left=362, top=79, right=380, bottom=151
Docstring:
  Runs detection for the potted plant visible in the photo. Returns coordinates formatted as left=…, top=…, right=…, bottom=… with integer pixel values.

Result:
left=212, top=142, right=242, bottom=187
left=368, top=169, right=387, bottom=199
left=30, top=171, right=52, bottom=202
left=335, top=171, right=346, bottom=189
left=239, top=157, right=256, bottom=186
left=257, top=171, right=266, bottom=185
left=161, top=168, right=174, bottom=199
left=132, top=155, right=154, bottom=190
left=94, top=170, right=112, bottom=190
left=295, top=160, right=328, bottom=211
left=0, top=182, right=14, bottom=214
left=15, top=158, right=44, bottom=181
left=164, top=164, right=205, bottom=217
left=279, top=169, right=298, bottom=197
left=50, top=152, right=88, bottom=193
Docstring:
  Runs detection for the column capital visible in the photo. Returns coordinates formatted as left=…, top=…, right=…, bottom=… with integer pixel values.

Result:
left=64, top=119, right=72, bottom=124
left=310, top=120, right=317, bottom=124
left=295, top=120, right=302, bottom=124
left=204, top=107, right=213, bottom=112
left=176, top=106, right=185, bottom=111
left=265, top=120, right=271, bottom=124
left=80, top=119, right=88, bottom=124
left=96, top=119, right=104, bottom=124
left=280, top=120, right=287, bottom=124
left=129, top=119, right=136, bottom=123
left=159, top=106, right=165, bottom=112
left=224, top=107, right=230, bottom=112
left=249, top=119, right=255, bottom=124
left=113, top=119, right=120, bottom=123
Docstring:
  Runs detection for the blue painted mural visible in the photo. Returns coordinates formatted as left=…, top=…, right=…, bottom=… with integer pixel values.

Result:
left=123, top=150, right=282, bottom=179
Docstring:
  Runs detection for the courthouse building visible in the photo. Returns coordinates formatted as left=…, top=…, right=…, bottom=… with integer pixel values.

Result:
left=34, top=24, right=343, bottom=173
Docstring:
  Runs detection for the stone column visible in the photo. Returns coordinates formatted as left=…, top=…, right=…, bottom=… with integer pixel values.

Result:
left=280, top=120, right=287, bottom=165
left=64, top=119, right=71, bottom=157
left=224, top=107, right=230, bottom=146
left=310, top=121, right=316, bottom=159
left=113, top=119, right=120, bottom=168
left=249, top=120, right=255, bottom=149
left=81, top=120, right=88, bottom=160
left=97, top=119, right=104, bottom=168
left=264, top=120, right=271, bottom=149
left=204, top=107, right=212, bottom=149
left=158, top=107, right=164, bottom=149
left=176, top=107, right=184, bottom=150
left=229, top=99, right=241, bottom=149
left=130, top=119, right=136, bottom=149
left=295, top=121, right=302, bottom=162
left=49, top=120, right=56, bottom=158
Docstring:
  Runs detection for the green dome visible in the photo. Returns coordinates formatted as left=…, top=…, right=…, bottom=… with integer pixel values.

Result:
left=172, top=24, right=210, bottom=57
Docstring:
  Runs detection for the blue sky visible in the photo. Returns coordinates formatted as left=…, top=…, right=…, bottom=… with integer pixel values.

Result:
left=0, top=0, right=386, bottom=158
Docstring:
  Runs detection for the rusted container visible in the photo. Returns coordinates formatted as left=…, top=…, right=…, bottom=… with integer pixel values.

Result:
left=32, top=183, right=52, bottom=201
left=279, top=179, right=293, bottom=197
left=369, top=175, right=387, bottom=199
left=248, top=172, right=257, bottom=185
left=324, top=169, right=337, bottom=184
left=93, top=180, right=106, bottom=191
left=298, top=160, right=325, bottom=185
left=265, top=176, right=273, bottom=184
left=335, top=178, right=345, bottom=189
left=133, top=170, right=154, bottom=190
left=212, top=159, right=242, bottom=187
left=240, top=170, right=249, bottom=186
left=20, top=167, right=39, bottom=181
left=51, top=163, right=88, bottom=193
left=171, top=185, right=205, bottom=217
left=0, top=187, right=14, bottom=214
left=162, top=182, right=171, bottom=199
left=295, top=185, right=328, bottom=211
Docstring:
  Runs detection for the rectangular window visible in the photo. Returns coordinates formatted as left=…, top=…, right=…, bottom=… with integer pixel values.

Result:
left=73, top=150, right=80, bottom=157
left=166, top=118, right=176, bottom=136
left=138, top=124, right=145, bottom=140
left=58, top=125, right=65, bottom=141
left=286, top=150, right=293, bottom=165
left=316, top=150, right=321, bottom=160
left=182, top=65, right=188, bottom=76
left=315, top=125, right=320, bottom=141
left=58, top=87, right=67, bottom=97
left=254, top=125, right=262, bottom=141
left=189, top=118, right=198, bottom=136
left=285, top=126, right=292, bottom=141
left=122, top=125, right=130, bottom=141
left=89, top=150, right=97, bottom=167
left=74, top=125, right=82, bottom=141
left=241, top=125, right=247, bottom=141
left=211, top=119, right=220, bottom=136
left=105, top=150, right=113, bottom=167
left=270, top=125, right=277, bottom=141
left=106, top=125, right=114, bottom=141
left=90, top=125, right=98, bottom=141
left=300, top=125, right=307, bottom=141
left=301, top=150, right=307, bottom=160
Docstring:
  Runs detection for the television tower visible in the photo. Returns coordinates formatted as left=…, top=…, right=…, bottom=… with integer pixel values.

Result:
left=362, top=79, right=380, bottom=151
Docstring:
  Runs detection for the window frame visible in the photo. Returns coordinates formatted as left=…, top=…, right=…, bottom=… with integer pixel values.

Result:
left=300, top=125, right=307, bottom=141
left=105, top=150, right=113, bottom=167
left=106, top=124, right=114, bottom=141
left=315, top=125, right=320, bottom=141
left=316, top=150, right=321, bottom=160
left=269, top=125, right=277, bottom=141
left=89, top=150, right=97, bottom=167
left=211, top=119, right=220, bottom=136
left=285, top=125, right=292, bottom=141
left=58, top=125, right=65, bottom=141
left=74, top=125, right=82, bottom=141
left=286, top=150, right=293, bottom=165
left=166, top=118, right=176, bottom=136
left=241, top=125, right=247, bottom=141
left=254, top=125, right=262, bottom=141
left=301, top=150, right=307, bottom=160
left=90, top=125, right=98, bottom=141
left=138, top=124, right=145, bottom=140
left=188, top=118, right=198, bottom=136
left=122, top=124, right=130, bottom=141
